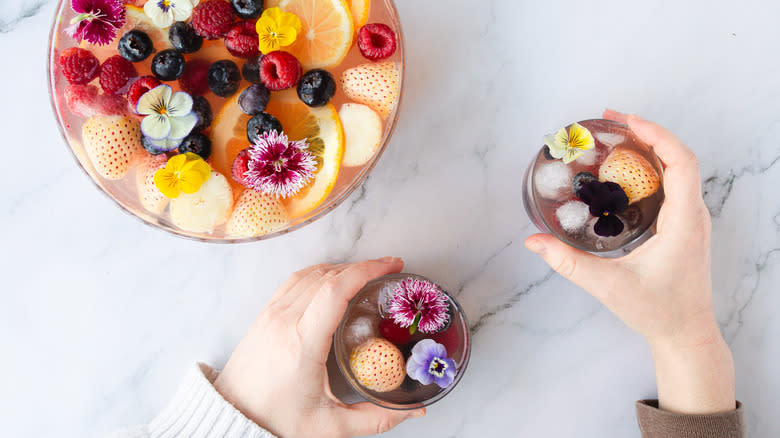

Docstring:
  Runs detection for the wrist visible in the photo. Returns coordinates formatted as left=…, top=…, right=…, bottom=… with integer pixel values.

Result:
left=645, top=309, right=722, bottom=352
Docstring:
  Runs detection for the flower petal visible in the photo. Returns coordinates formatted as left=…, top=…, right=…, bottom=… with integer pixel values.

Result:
left=543, top=131, right=567, bottom=160
left=142, top=115, right=172, bottom=140
left=136, top=84, right=173, bottom=115
left=171, top=0, right=194, bottom=21
left=594, top=215, right=625, bottom=237
left=263, top=7, right=284, bottom=22
left=275, top=27, right=298, bottom=47
left=167, top=112, right=198, bottom=140
left=278, top=11, right=302, bottom=34
left=153, top=168, right=181, bottom=199
left=148, top=136, right=182, bottom=151
left=568, top=122, right=595, bottom=150
left=182, top=155, right=212, bottom=181
left=167, top=91, right=194, bottom=117
left=166, top=153, right=189, bottom=171
left=145, top=1, right=173, bottom=28
left=178, top=169, right=206, bottom=194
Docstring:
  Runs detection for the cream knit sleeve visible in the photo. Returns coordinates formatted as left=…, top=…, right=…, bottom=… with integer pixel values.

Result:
left=110, top=363, right=276, bottom=438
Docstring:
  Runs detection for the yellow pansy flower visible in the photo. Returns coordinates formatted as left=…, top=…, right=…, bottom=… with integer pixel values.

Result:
left=153, top=152, right=211, bottom=199
left=544, top=122, right=595, bottom=163
left=256, top=7, right=302, bottom=54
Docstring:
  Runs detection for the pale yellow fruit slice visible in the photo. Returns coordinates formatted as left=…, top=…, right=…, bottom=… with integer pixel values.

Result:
left=170, top=171, right=234, bottom=233
left=339, top=103, right=382, bottom=167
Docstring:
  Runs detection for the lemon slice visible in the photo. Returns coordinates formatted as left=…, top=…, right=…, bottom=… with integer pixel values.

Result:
left=279, top=0, right=354, bottom=69
left=347, top=0, right=370, bottom=28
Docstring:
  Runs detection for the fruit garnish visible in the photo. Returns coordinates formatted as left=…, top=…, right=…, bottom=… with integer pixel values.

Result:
left=346, top=0, right=369, bottom=28
left=82, top=115, right=142, bottom=179
left=339, top=103, right=382, bottom=167
left=208, top=60, right=242, bottom=97
left=340, top=61, right=399, bottom=119
left=127, top=76, right=162, bottom=110
left=244, top=130, right=317, bottom=198
left=143, top=0, right=194, bottom=29
left=260, top=51, right=302, bottom=91
left=65, top=0, right=126, bottom=46
left=178, top=59, right=211, bottom=96
left=99, top=55, right=138, bottom=94
left=225, top=21, right=261, bottom=59
left=572, top=171, right=597, bottom=195
left=169, top=170, right=234, bottom=233
left=226, top=189, right=289, bottom=237
left=388, top=277, right=450, bottom=335
left=191, top=96, right=213, bottom=132
left=297, top=69, right=336, bottom=107
left=598, top=147, right=661, bottom=204
left=238, top=84, right=271, bottom=115
left=141, top=136, right=168, bottom=155
left=178, top=132, right=213, bottom=160
left=118, top=30, right=153, bottom=62
left=97, top=93, right=129, bottom=116
left=357, top=23, right=396, bottom=61
left=255, top=7, right=302, bottom=55
left=151, top=49, right=186, bottom=81
left=136, top=154, right=170, bottom=214
left=406, top=339, right=457, bottom=389
left=543, top=122, right=595, bottom=164
left=246, top=112, right=283, bottom=143
left=576, top=180, right=629, bottom=237
left=169, top=21, right=203, bottom=53
left=191, top=0, right=236, bottom=40
left=349, top=338, right=405, bottom=393
left=154, top=152, right=212, bottom=198
left=231, top=148, right=252, bottom=187
left=231, top=0, right=265, bottom=19
left=64, top=84, right=99, bottom=117
left=59, top=47, right=100, bottom=85
left=137, top=85, right=198, bottom=150
left=241, top=55, right=263, bottom=83
left=278, top=0, right=353, bottom=69
left=378, top=319, right=411, bottom=346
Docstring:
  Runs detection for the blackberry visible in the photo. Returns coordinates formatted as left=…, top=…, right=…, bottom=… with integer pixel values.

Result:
left=151, top=49, right=185, bottom=81
left=297, top=69, right=336, bottom=107
left=241, top=55, right=263, bottom=83
left=118, top=30, right=154, bottom=62
left=207, top=60, right=241, bottom=97
left=246, top=112, right=282, bottom=144
left=231, top=0, right=264, bottom=19
left=178, top=132, right=212, bottom=160
left=238, top=84, right=270, bottom=115
left=191, top=96, right=213, bottom=132
left=168, top=21, right=203, bottom=54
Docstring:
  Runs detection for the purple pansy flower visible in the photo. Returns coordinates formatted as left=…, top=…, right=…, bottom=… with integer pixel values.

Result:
left=406, top=339, right=457, bottom=388
left=577, top=180, right=629, bottom=237
left=244, top=130, right=317, bottom=198
left=65, top=0, right=126, bottom=46
left=388, top=278, right=449, bottom=334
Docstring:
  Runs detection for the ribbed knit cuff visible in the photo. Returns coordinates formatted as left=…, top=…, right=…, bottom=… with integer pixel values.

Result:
left=635, top=399, right=744, bottom=438
left=147, top=363, right=277, bottom=438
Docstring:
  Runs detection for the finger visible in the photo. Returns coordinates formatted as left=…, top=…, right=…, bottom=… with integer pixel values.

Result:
left=298, top=257, right=404, bottom=356
left=287, top=263, right=352, bottom=314
left=276, top=264, right=349, bottom=310
left=525, top=234, right=633, bottom=303
left=338, top=402, right=425, bottom=436
left=603, top=108, right=629, bottom=124
left=269, top=263, right=333, bottom=305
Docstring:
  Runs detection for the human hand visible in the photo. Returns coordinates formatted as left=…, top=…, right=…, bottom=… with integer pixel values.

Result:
left=525, top=110, right=735, bottom=413
left=214, top=258, right=425, bottom=437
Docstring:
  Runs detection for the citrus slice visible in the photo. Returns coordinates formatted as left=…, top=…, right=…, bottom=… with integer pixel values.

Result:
left=347, top=0, right=370, bottom=28
left=80, top=5, right=169, bottom=60
left=210, top=93, right=252, bottom=190
left=279, top=0, right=354, bottom=69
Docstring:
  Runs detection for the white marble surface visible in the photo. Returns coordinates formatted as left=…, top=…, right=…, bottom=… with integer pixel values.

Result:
left=1, top=0, right=778, bottom=436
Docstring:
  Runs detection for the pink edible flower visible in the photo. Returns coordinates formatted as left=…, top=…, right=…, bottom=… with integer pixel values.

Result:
left=65, top=0, right=126, bottom=46
left=388, top=278, right=450, bottom=334
left=245, top=130, right=317, bottom=198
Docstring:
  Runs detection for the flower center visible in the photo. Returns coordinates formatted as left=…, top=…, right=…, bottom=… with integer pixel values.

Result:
left=158, top=0, right=172, bottom=12
left=272, top=157, right=287, bottom=172
left=428, top=357, right=448, bottom=378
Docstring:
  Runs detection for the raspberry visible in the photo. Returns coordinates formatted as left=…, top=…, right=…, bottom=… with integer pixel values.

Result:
left=224, top=21, right=260, bottom=58
left=260, top=51, right=301, bottom=91
left=99, top=55, right=138, bottom=94
left=97, top=93, right=129, bottom=116
left=178, top=59, right=210, bottom=96
left=357, top=23, right=397, bottom=61
left=59, top=48, right=100, bottom=85
left=231, top=148, right=251, bottom=186
left=126, top=76, right=161, bottom=111
left=191, top=0, right=235, bottom=40
left=64, top=84, right=99, bottom=117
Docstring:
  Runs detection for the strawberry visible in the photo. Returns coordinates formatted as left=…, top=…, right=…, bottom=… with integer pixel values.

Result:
left=349, top=337, right=405, bottom=392
left=598, top=147, right=660, bottom=204
left=225, top=189, right=288, bottom=237
left=170, top=171, right=234, bottom=233
left=82, top=115, right=143, bottom=180
left=378, top=319, right=411, bottom=346
left=135, top=154, right=169, bottom=215
left=340, top=62, right=399, bottom=119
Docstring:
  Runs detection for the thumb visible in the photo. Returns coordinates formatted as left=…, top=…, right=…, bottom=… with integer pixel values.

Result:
left=339, top=402, right=425, bottom=436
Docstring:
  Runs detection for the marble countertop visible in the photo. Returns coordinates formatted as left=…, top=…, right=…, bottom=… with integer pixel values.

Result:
left=2, top=0, right=778, bottom=436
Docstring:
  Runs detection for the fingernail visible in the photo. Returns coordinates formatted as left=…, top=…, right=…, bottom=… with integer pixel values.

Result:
left=378, top=256, right=393, bottom=262
left=409, top=409, right=425, bottom=418
left=525, top=239, right=546, bottom=255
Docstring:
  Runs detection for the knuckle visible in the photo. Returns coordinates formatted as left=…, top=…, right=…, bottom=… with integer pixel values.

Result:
left=375, top=417, right=394, bottom=435
left=312, top=266, right=330, bottom=278
left=552, top=256, right=578, bottom=279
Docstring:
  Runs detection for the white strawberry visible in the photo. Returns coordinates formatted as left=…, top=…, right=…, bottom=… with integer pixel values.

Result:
left=169, top=171, right=234, bottom=233
left=598, top=147, right=661, bottom=204
left=349, top=337, right=405, bottom=392
left=82, top=115, right=143, bottom=180
left=340, top=62, right=399, bottom=119
left=226, top=189, right=288, bottom=238
left=135, top=154, right=169, bottom=215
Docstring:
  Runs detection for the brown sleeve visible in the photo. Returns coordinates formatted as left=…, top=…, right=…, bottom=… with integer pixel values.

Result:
left=636, top=400, right=745, bottom=438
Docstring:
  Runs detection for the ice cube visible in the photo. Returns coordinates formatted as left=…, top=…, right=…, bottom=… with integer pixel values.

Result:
left=343, top=316, right=376, bottom=349
left=594, top=132, right=625, bottom=149
left=534, top=161, right=573, bottom=200
left=575, top=147, right=600, bottom=166
left=555, top=201, right=590, bottom=233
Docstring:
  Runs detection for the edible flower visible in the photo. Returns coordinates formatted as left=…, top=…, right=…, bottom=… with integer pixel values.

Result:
left=406, top=339, right=457, bottom=389
left=245, top=130, right=317, bottom=198
left=144, top=0, right=196, bottom=28
left=137, top=85, right=198, bottom=151
left=65, top=0, right=126, bottom=46
left=388, top=278, right=450, bottom=334
left=256, top=7, right=302, bottom=54
left=154, top=152, right=211, bottom=199
left=577, top=180, right=629, bottom=237
left=544, top=122, right=595, bottom=164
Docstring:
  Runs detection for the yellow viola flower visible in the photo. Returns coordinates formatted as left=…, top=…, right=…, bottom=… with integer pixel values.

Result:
left=153, top=152, right=211, bottom=199
left=256, top=7, right=302, bottom=54
left=544, top=122, right=595, bottom=163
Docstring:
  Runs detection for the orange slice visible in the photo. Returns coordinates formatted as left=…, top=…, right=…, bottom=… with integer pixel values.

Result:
left=210, top=93, right=252, bottom=191
left=279, top=0, right=354, bottom=69
left=347, top=0, right=370, bottom=28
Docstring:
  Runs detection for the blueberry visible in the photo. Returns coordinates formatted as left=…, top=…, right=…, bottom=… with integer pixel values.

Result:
left=238, top=84, right=270, bottom=115
left=141, top=136, right=167, bottom=155
left=191, top=96, right=213, bottom=132
left=241, top=55, right=263, bottom=83
left=178, top=132, right=212, bottom=160
left=208, top=60, right=241, bottom=97
left=296, top=69, right=336, bottom=107
left=621, top=205, right=644, bottom=228
left=246, top=112, right=282, bottom=144
left=572, top=171, right=598, bottom=195
left=231, top=0, right=264, bottom=19
left=542, top=145, right=554, bottom=160
left=151, top=49, right=185, bottom=81
left=118, top=30, right=154, bottom=62
left=168, top=22, right=203, bottom=54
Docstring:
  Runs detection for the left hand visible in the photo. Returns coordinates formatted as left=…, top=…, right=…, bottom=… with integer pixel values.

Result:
left=214, top=257, right=426, bottom=438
